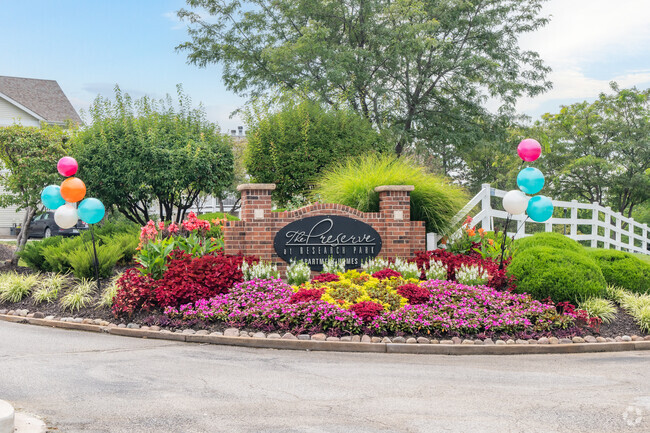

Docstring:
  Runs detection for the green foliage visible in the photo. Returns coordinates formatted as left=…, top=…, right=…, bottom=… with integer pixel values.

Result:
left=617, top=290, right=650, bottom=333
left=42, top=236, right=85, bottom=274
left=588, top=249, right=650, bottom=294
left=604, top=284, right=628, bottom=304
left=536, top=83, right=650, bottom=218
left=32, top=273, right=68, bottom=304
left=177, top=0, right=550, bottom=157
left=18, top=237, right=64, bottom=272
left=97, top=273, right=121, bottom=308
left=514, top=232, right=584, bottom=255
left=60, top=280, right=95, bottom=312
left=313, top=154, right=467, bottom=233
left=102, top=233, right=139, bottom=266
left=507, top=246, right=606, bottom=304
left=72, top=85, right=234, bottom=225
left=0, top=272, right=40, bottom=303
left=244, top=97, right=390, bottom=205
left=577, top=298, right=617, bottom=324
left=197, top=212, right=240, bottom=222
left=67, top=243, right=124, bottom=280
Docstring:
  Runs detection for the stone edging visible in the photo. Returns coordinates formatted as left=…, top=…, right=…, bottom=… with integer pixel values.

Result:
left=2, top=313, right=650, bottom=355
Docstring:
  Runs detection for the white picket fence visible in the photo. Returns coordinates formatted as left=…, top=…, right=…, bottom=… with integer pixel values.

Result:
left=426, top=183, right=650, bottom=255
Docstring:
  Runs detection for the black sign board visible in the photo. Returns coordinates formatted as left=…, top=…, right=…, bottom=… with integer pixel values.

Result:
left=274, top=215, right=382, bottom=271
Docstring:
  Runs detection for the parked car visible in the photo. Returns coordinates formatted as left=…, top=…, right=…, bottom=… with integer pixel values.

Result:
left=22, top=211, right=89, bottom=239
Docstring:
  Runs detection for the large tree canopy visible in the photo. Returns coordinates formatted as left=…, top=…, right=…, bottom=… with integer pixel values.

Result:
left=0, top=124, right=71, bottom=254
left=177, top=0, right=551, bottom=155
left=73, top=86, right=234, bottom=225
left=537, top=83, right=650, bottom=218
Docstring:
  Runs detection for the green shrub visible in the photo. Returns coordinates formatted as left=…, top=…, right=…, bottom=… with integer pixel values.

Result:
left=18, top=237, right=64, bottom=272
left=103, top=232, right=139, bottom=265
left=68, top=243, right=124, bottom=279
left=97, top=273, right=121, bottom=308
left=32, top=273, right=68, bottom=303
left=588, top=249, right=650, bottom=294
left=312, top=154, right=467, bottom=233
left=0, top=272, right=40, bottom=303
left=507, top=246, right=606, bottom=304
left=514, top=232, right=584, bottom=255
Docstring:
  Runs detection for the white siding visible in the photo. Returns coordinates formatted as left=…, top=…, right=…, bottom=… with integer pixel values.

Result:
left=0, top=98, right=40, bottom=127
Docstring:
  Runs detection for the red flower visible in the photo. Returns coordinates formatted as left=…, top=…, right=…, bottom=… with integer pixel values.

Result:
left=290, top=288, right=325, bottom=303
left=349, top=301, right=384, bottom=322
left=396, top=283, right=431, bottom=304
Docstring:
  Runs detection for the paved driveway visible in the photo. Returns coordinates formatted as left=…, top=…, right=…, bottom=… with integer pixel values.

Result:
left=1, top=321, right=649, bottom=433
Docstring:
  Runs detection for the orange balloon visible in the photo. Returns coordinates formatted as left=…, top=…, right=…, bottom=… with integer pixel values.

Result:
left=60, top=177, right=86, bottom=203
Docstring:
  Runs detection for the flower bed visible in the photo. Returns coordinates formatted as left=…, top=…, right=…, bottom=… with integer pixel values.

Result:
left=164, top=277, right=581, bottom=339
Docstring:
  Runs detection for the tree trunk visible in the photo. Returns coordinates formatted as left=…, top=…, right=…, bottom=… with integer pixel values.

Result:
left=219, top=197, right=224, bottom=213
left=12, top=206, right=36, bottom=265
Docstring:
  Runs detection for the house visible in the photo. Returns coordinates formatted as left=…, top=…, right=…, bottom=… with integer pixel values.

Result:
left=0, top=75, right=82, bottom=236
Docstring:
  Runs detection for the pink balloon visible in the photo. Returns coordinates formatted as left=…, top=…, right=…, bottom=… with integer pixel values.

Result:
left=57, top=156, right=78, bottom=177
left=517, top=139, right=542, bottom=162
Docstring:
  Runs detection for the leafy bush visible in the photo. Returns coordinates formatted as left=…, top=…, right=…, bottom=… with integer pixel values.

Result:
left=616, top=290, right=650, bottom=333
left=372, top=269, right=402, bottom=280
left=311, top=273, right=339, bottom=283
left=588, top=249, right=650, bottom=294
left=289, top=287, right=325, bottom=304
left=515, top=232, right=584, bottom=254
left=396, top=283, right=431, bottom=305
left=112, top=268, right=156, bottom=317
left=312, top=154, right=467, bottom=233
left=18, top=236, right=63, bottom=272
left=244, top=97, right=391, bottom=205
left=286, top=260, right=311, bottom=285
left=349, top=301, right=384, bottom=322
left=153, top=252, right=252, bottom=308
left=507, top=246, right=606, bottom=304
left=33, top=273, right=68, bottom=304
left=577, top=298, right=617, bottom=324
left=98, top=273, right=121, bottom=308
left=60, top=280, right=95, bottom=312
left=68, top=243, right=124, bottom=279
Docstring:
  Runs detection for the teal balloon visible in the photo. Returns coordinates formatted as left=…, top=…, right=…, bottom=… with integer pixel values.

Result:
left=526, top=195, right=554, bottom=222
left=41, top=185, right=65, bottom=210
left=517, top=167, right=545, bottom=195
left=78, top=198, right=105, bottom=224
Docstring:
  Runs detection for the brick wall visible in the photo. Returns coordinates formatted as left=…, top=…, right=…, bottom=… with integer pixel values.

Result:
left=223, top=184, right=426, bottom=272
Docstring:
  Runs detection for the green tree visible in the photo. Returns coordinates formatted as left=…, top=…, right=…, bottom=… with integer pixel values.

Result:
left=73, top=86, right=234, bottom=225
left=177, top=0, right=551, bottom=156
left=244, top=96, right=390, bottom=205
left=537, top=83, right=650, bottom=217
left=0, top=124, right=71, bottom=256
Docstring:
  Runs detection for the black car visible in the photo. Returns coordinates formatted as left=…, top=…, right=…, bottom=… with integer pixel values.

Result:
left=25, top=211, right=89, bottom=239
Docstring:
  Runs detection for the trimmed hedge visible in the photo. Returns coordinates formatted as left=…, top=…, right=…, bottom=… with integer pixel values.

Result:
left=515, top=232, right=584, bottom=254
left=507, top=246, right=606, bottom=304
left=588, top=249, right=650, bottom=294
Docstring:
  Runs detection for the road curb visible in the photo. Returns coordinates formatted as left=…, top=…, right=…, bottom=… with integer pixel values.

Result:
left=1, top=314, right=649, bottom=356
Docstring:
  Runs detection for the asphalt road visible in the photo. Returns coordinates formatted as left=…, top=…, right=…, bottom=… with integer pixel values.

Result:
left=1, top=321, right=649, bottom=433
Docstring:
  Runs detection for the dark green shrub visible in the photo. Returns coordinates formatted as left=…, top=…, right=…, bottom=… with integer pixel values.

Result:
left=507, top=246, right=606, bottom=304
left=588, top=249, right=650, bottom=294
left=515, top=232, right=584, bottom=254
left=42, top=236, right=85, bottom=273
left=68, top=243, right=124, bottom=279
left=103, top=232, right=139, bottom=265
left=18, top=236, right=63, bottom=271
left=312, top=154, right=467, bottom=233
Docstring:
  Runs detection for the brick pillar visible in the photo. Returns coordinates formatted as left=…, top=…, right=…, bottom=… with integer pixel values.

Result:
left=237, top=183, right=275, bottom=222
left=375, top=185, right=418, bottom=258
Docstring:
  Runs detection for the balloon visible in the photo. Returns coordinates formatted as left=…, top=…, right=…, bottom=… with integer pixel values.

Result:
left=60, top=177, right=86, bottom=202
left=54, top=204, right=78, bottom=229
left=517, top=167, right=545, bottom=195
left=41, top=185, right=65, bottom=210
left=502, top=190, right=529, bottom=215
left=57, top=156, right=78, bottom=177
left=526, top=195, right=554, bottom=222
left=517, top=139, right=542, bottom=162
left=78, top=198, right=105, bottom=224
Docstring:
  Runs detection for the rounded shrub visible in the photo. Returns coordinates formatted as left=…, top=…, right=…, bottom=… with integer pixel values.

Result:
left=312, top=154, right=467, bottom=233
left=515, top=232, right=584, bottom=254
left=588, top=249, right=650, bottom=294
left=507, top=246, right=606, bottom=304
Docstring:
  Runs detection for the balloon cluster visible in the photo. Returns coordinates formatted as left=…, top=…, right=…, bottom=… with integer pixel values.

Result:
left=502, top=139, right=554, bottom=222
left=40, top=157, right=106, bottom=228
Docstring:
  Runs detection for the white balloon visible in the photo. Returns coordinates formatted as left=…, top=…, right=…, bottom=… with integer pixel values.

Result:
left=503, top=190, right=529, bottom=215
left=54, top=204, right=78, bottom=229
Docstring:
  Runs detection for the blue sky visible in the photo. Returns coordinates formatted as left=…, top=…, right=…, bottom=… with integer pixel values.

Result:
left=1, top=0, right=649, bottom=131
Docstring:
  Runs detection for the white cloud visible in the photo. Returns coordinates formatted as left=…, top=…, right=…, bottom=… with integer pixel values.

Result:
left=515, top=0, right=650, bottom=115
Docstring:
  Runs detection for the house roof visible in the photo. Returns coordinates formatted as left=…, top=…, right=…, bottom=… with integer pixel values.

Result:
left=0, top=75, right=82, bottom=125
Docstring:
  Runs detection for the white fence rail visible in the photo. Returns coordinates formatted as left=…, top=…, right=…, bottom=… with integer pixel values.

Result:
left=427, top=183, right=650, bottom=255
